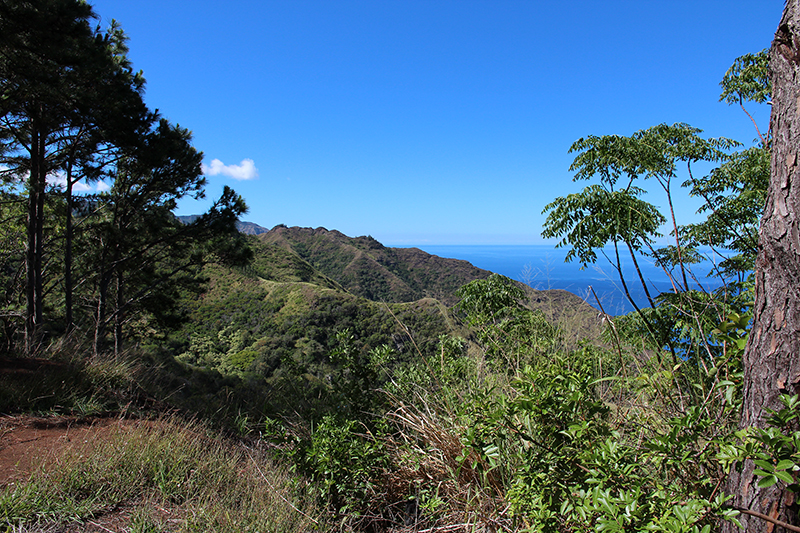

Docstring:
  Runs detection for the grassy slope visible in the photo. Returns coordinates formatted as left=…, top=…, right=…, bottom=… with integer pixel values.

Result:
left=259, top=226, right=600, bottom=330
left=183, top=230, right=601, bottom=381
left=176, top=231, right=602, bottom=388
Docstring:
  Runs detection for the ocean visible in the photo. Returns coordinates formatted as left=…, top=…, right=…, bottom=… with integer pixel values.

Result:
left=402, top=244, right=732, bottom=316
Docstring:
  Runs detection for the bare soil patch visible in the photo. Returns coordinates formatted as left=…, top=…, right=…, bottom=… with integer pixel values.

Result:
left=0, top=414, right=152, bottom=532
left=0, top=414, right=130, bottom=488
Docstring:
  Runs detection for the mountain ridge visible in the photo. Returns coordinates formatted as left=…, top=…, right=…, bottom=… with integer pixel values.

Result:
left=176, top=215, right=271, bottom=235
left=180, top=217, right=599, bottom=337
left=176, top=222, right=601, bottom=394
left=259, top=225, right=493, bottom=306
left=253, top=224, right=601, bottom=340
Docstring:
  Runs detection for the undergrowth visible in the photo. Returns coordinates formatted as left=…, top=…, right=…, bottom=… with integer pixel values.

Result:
left=262, top=274, right=750, bottom=532
left=0, top=345, right=145, bottom=417
left=0, top=276, right=761, bottom=532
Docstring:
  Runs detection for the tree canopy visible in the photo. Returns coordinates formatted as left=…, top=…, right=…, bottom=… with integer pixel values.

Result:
left=0, top=0, right=250, bottom=354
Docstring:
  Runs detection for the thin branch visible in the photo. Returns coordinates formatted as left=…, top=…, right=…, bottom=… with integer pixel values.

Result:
left=245, top=450, right=320, bottom=526
left=739, top=96, right=766, bottom=146
left=732, top=506, right=800, bottom=533
left=589, top=285, right=627, bottom=381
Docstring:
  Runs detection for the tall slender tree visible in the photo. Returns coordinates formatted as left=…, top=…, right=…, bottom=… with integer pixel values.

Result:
left=0, top=0, right=148, bottom=352
left=59, top=21, right=148, bottom=334
left=1, top=1, right=252, bottom=355
left=542, top=124, right=738, bottom=371
left=722, top=1, right=800, bottom=530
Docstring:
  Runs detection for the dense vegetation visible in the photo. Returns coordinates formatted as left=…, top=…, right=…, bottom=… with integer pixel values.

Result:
left=2, top=1, right=799, bottom=532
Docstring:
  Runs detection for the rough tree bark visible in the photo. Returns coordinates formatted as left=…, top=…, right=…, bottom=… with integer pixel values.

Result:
left=723, top=1, right=800, bottom=531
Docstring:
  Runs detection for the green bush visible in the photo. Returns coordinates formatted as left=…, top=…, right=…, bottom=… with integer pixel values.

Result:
left=284, top=415, right=388, bottom=516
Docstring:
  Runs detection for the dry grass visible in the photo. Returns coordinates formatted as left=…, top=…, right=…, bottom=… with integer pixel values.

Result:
left=382, top=398, right=512, bottom=533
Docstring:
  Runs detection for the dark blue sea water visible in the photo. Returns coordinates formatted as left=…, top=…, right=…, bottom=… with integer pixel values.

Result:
left=403, top=244, right=733, bottom=316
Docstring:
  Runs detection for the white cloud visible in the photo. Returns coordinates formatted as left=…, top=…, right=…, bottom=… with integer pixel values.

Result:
left=46, top=172, right=94, bottom=192
left=0, top=165, right=111, bottom=194
left=202, top=158, right=259, bottom=181
left=5, top=168, right=110, bottom=193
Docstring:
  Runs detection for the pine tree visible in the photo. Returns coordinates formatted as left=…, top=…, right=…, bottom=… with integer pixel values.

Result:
left=722, top=1, right=800, bottom=530
left=0, top=0, right=147, bottom=352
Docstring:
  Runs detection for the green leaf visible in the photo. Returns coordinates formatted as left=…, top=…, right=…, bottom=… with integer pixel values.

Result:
left=753, top=460, right=774, bottom=470
left=757, top=475, right=778, bottom=488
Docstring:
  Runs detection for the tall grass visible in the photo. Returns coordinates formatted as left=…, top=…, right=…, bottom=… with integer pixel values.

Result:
left=270, top=272, right=745, bottom=532
left=0, top=416, right=328, bottom=532
left=0, top=338, right=146, bottom=417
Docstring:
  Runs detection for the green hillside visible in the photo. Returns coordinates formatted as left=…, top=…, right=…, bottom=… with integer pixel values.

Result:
left=260, top=225, right=494, bottom=305
left=170, top=229, right=602, bottom=418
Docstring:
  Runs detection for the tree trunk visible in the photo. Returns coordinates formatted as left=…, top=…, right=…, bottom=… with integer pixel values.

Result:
left=25, top=119, right=46, bottom=355
left=94, top=264, right=110, bottom=356
left=114, top=272, right=123, bottom=355
left=65, top=175, right=74, bottom=334
left=723, top=1, right=800, bottom=530
left=35, top=137, right=45, bottom=327
left=25, top=130, right=38, bottom=356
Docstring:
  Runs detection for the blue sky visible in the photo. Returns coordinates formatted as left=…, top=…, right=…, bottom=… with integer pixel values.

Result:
left=88, top=0, right=780, bottom=245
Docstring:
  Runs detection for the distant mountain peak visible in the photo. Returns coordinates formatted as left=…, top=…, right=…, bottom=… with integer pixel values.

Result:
left=176, top=215, right=271, bottom=236
left=236, top=221, right=271, bottom=235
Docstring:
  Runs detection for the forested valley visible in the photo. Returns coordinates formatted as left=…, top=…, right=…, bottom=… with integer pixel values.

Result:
left=1, top=1, right=799, bottom=532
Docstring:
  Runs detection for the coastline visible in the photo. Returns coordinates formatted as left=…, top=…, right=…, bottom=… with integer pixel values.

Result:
left=394, top=244, right=734, bottom=316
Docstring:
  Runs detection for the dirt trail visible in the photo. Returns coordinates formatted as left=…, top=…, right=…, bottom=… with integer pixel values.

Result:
left=0, top=415, right=153, bottom=533
left=0, top=415, right=127, bottom=487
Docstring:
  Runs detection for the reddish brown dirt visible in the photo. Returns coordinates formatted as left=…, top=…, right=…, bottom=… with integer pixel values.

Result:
left=0, top=415, right=149, bottom=532
left=0, top=414, right=128, bottom=488
left=0, top=355, right=162, bottom=532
